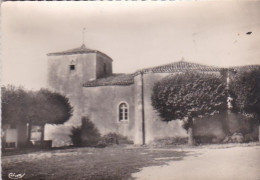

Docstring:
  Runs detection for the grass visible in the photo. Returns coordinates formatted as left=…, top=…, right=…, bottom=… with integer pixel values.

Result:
left=2, top=145, right=186, bottom=180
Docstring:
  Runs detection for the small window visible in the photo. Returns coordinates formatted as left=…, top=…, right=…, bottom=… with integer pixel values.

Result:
left=118, top=102, right=129, bottom=121
left=70, top=65, right=75, bottom=71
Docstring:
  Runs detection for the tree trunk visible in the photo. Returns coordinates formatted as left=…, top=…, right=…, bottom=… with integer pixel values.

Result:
left=41, top=124, right=45, bottom=143
left=188, top=127, right=194, bottom=146
left=27, top=123, right=32, bottom=143
left=187, top=116, right=194, bottom=146
left=259, top=125, right=260, bottom=142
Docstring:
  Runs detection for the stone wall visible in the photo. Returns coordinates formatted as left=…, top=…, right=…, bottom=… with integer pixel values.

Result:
left=133, top=74, right=144, bottom=144
left=17, top=123, right=28, bottom=147
left=96, top=53, right=112, bottom=78
left=46, top=53, right=99, bottom=146
left=139, top=70, right=224, bottom=144
left=48, top=53, right=97, bottom=93
left=141, top=73, right=188, bottom=144
left=83, top=85, right=136, bottom=140
left=47, top=53, right=101, bottom=125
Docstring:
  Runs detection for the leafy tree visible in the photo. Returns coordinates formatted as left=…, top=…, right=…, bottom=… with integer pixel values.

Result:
left=229, top=68, right=260, bottom=141
left=2, top=85, right=30, bottom=125
left=69, top=117, right=101, bottom=147
left=151, top=72, right=227, bottom=145
left=30, top=89, right=73, bottom=126
left=2, top=85, right=73, bottom=142
left=229, top=68, right=260, bottom=116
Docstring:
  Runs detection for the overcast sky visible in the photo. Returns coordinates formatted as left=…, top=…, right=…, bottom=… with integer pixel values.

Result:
left=1, top=1, right=260, bottom=90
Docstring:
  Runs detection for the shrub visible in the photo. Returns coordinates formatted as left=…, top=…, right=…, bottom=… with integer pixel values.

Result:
left=98, top=132, right=133, bottom=146
left=69, top=117, right=101, bottom=147
left=69, top=127, right=81, bottom=147
left=153, top=137, right=188, bottom=146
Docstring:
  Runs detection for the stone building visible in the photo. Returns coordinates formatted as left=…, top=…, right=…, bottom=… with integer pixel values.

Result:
left=47, top=44, right=229, bottom=145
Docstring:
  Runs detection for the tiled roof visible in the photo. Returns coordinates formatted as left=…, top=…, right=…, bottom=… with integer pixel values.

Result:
left=133, top=60, right=224, bottom=75
left=47, top=44, right=112, bottom=61
left=229, top=64, right=260, bottom=72
left=83, top=74, right=134, bottom=87
left=82, top=61, right=260, bottom=87
left=83, top=61, right=226, bottom=87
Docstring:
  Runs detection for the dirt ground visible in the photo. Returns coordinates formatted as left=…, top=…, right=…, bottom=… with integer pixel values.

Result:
left=132, top=145, right=260, bottom=180
left=2, top=144, right=260, bottom=180
left=2, top=145, right=186, bottom=180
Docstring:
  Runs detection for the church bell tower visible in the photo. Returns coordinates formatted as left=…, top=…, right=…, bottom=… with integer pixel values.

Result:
left=47, top=44, right=113, bottom=95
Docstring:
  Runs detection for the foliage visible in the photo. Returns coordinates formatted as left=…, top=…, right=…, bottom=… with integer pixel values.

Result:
left=153, top=137, right=188, bottom=146
left=99, top=132, right=134, bottom=146
left=151, top=72, right=228, bottom=126
left=69, top=117, right=101, bottom=147
left=32, top=89, right=73, bottom=125
left=81, top=117, right=101, bottom=147
left=2, top=85, right=30, bottom=125
left=1, top=85, right=73, bottom=125
left=69, top=127, right=82, bottom=147
left=229, top=68, right=260, bottom=118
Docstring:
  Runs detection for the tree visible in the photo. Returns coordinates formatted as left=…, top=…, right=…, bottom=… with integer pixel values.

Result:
left=30, top=89, right=73, bottom=125
left=229, top=68, right=260, bottom=141
left=2, top=85, right=31, bottom=125
left=69, top=117, right=101, bottom=147
left=151, top=72, right=227, bottom=145
left=2, top=85, right=73, bottom=143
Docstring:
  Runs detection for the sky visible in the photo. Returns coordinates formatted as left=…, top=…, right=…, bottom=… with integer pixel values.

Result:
left=1, top=1, right=260, bottom=90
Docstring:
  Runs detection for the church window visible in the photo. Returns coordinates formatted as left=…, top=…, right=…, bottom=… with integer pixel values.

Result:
left=118, top=102, right=129, bottom=121
left=70, top=64, right=75, bottom=71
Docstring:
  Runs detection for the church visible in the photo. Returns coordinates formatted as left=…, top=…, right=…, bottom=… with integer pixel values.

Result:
left=46, top=44, right=231, bottom=145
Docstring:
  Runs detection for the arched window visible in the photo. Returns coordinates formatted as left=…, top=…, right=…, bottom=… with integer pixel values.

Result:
left=118, top=102, right=129, bottom=121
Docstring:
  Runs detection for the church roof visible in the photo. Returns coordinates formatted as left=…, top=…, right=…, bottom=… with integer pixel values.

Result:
left=229, top=64, right=260, bottom=72
left=83, top=60, right=226, bottom=87
left=47, top=44, right=112, bottom=61
left=133, top=60, right=224, bottom=75
left=83, top=73, right=134, bottom=87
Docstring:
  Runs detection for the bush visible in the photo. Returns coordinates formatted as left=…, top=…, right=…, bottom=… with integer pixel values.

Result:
left=98, top=132, right=133, bottom=147
left=153, top=137, right=188, bottom=146
left=70, top=127, right=81, bottom=147
left=194, top=135, right=217, bottom=144
left=69, top=117, right=101, bottom=147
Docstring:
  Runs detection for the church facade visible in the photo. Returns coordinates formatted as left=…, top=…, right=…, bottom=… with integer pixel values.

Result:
left=47, top=44, right=227, bottom=145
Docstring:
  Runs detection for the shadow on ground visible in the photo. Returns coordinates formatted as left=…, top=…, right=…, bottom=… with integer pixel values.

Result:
left=2, top=145, right=187, bottom=180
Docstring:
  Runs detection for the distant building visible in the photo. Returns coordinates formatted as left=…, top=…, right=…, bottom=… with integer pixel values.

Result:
left=2, top=123, right=43, bottom=149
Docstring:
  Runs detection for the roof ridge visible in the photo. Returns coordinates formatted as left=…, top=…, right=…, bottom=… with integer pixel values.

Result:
left=47, top=45, right=113, bottom=61
left=133, top=60, right=224, bottom=76
left=228, top=64, right=260, bottom=68
left=47, top=44, right=96, bottom=56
